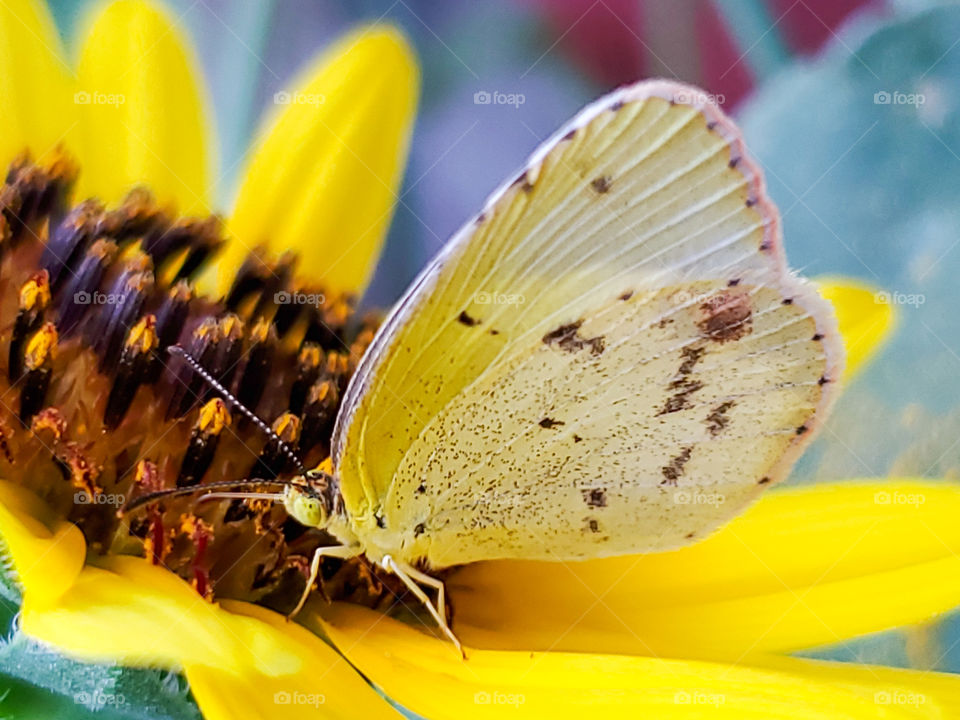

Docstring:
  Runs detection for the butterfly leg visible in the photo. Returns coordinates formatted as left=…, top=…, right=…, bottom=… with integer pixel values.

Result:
left=381, top=554, right=463, bottom=656
left=289, top=544, right=361, bottom=619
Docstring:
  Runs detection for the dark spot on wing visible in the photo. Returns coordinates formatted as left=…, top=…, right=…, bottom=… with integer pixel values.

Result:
left=729, top=156, right=741, bottom=169
left=489, top=328, right=500, bottom=336
left=511, top=170, right=534, bottom=193
left=658, top=346, right=705, bottom=416
left=542, top=321, right=605, bottom=356
left=582, top=488, right=607, bottom=508
left=376, top=515, right=386, bottom=529
left=685, top=531, right=695, bottom=539
left=661, top=446, right=693, bottom=485
left=477, top=212, right=486, bottom=223
left=759, top=240, right=772, bottom=252
left=728, top=278, right=741, bottom=287
left=706, top=120, right=718, bottom=131
left=416, top=483, right=426, bottom=494
left=782, top=298, right=794, bottom=306
left=758, top=476, right=771, bottom=485
left=458, top=310, right=480, bottom=327
left=610, top=100, right=624, bottom=111
left=745, top=198, right=757, bottom=207
left=818, top=376, right=829, bottom=385
left=573, top=434, right=583, bottom=443
left=812, top=333, right=823, bottom=341
left=539, top=417, right=564, bottom=429
left=796, top=424, right=809, bottom=435
left=590, top=175, right=612, bottom=193
left=618, top=290, right=633, bottom=301
left=587, top=518, right=600, bottom=533
left=705, top=401, right=735, bottom=436
left=562, top=128, right=576, bottom=141
left=658, top=380, right=703, bottom=416
left=414, top=523, right=426, bottom=537
left=698, top=292, right=752, bottom=343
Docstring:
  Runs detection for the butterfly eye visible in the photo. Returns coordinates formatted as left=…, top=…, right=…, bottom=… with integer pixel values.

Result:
left=284, top=490, right=327, bottom=529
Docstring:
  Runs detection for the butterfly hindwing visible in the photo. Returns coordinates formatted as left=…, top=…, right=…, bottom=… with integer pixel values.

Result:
left=332, top=80, right=843, bottom=567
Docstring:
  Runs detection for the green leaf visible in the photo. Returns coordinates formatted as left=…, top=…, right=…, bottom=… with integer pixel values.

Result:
left=0, top=632, right=201, bottom=720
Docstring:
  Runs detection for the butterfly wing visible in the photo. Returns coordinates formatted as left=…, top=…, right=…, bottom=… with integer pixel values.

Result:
left=332, top=80, right=843, bottom=567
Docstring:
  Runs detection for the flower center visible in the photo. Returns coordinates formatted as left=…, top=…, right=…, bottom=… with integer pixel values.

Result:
left=0, top=152, right=406, bottom=613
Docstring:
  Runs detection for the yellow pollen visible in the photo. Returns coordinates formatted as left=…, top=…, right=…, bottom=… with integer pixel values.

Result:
left=24, top=323, right=58, bottom=369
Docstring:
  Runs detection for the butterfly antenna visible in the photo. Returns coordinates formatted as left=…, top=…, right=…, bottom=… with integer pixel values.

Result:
left=167, top=345, right=307, bottom=475
left=120, top=478, right=311, bottom=515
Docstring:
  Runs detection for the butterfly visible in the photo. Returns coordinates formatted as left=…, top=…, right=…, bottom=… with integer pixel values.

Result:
left=143, top=79, right=844, bottom=653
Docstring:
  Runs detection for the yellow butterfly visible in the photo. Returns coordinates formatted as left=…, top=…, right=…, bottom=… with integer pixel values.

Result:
left=161, top=79, right=844, bottom=653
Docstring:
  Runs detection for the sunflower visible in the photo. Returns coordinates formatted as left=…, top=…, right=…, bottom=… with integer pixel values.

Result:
left=0, top=1, right=958, bottom=719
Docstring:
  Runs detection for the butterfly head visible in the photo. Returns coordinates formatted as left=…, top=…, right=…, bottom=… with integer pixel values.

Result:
left=282, top=467, right=341, bottom=530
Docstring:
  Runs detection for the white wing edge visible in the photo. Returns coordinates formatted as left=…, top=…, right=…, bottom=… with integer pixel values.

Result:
left=332, top=78, right=846, bottom=484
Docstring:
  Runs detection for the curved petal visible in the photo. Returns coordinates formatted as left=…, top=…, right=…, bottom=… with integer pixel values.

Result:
left=0, top=482, right=84, bottom=605
left=321, top=603, right=960, bottom=719
left=21, top=556, right=301, bottom=674
left=817, top=278, right=895, bottom=381
left=448, top=480, right=960, bottom=661
left=186, top=601, right=399, bottom=720
left=223, top=25, right=419, bottom=297
left=74, top=0, right=211, bottom=212
left=0, top=0, right=74, bottom=169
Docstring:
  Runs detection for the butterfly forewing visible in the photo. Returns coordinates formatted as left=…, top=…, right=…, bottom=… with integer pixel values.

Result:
left=332, top=80, right=843, bottom=567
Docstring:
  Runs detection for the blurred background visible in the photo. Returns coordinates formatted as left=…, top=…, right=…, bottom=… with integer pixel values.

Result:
left=36, top=0, right=960, bottom=673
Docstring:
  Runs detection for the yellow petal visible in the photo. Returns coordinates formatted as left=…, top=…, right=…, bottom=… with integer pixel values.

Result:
left=448, top=480, right=960, bottom=661
left=186, top=601, right=398, bottom=720
left=817, top=277, right=895, bottom=380
left=0, top=481, right=84, bottom=605
left=223, top=25, right=418, bottom=297
left=0, top=0, right=75, bottom=168
left=74, top=0, right=210, bottom=212
left=321, top=603, right=960, bottom=719
left=21, top=555, right=302, bottom=673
